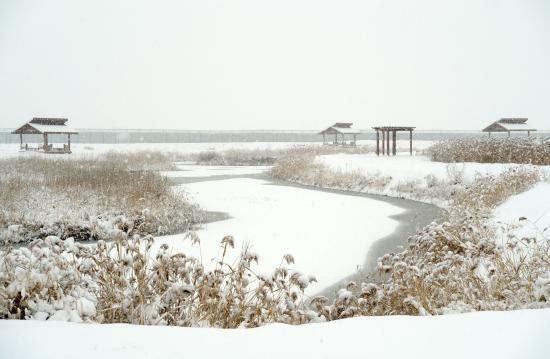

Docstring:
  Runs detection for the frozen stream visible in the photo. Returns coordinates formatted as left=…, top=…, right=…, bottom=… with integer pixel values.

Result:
left=157, top=165, right=441, bottom=295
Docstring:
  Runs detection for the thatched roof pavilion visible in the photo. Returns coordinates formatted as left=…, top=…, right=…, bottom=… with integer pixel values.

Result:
left=12, top=118, right=78, bottom=154
left=319, top=123, right=360, bottom=146
left=482, top=118, right=536, bottom=137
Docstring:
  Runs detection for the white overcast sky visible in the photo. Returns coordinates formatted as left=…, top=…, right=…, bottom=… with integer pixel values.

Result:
left=1, top=0, right=549, bottom=130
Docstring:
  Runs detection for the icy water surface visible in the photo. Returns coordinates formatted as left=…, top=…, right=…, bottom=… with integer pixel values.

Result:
left=163, top=165, right=441, bottom=295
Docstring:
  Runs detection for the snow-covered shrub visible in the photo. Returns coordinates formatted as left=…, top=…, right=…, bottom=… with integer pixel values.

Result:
left=0, top=155, right=200, bottom=244
left=0, top=234, right=316, bottom=327
left=428, top=137, right=550, bottom=165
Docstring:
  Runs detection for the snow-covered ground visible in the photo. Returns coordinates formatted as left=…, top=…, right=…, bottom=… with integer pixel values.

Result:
left=494, top=182, right=550, bottom=228
left=493, top=182, right=550, bottom=242
left=319, top=153, right=549, bottom=185
left=0, top=142, right=315, bottom=158
left=156, top=165, right=404, bottom=292
left=0, top=140, right=434, bottom=158
left=2, top=308, right=549, bottom=359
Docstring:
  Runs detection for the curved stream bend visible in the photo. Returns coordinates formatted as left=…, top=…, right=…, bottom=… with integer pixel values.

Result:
left=167, top=169, right=442, bottom=297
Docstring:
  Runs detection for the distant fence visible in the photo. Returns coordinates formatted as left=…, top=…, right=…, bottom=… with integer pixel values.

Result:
left=1, top=129, right=548, bottom=144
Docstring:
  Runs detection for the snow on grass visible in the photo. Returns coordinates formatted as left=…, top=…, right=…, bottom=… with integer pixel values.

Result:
left=155, top=175, right=404, bottom=292
left=1, top=308, right=549, bottom=359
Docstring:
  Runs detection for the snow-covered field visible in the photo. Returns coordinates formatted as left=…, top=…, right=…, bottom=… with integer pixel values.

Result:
left=1, top=308, right=548, bottom=359
left=155, top=165, right=405, bottom=292
left=2, top=144, right=549, bottom=359
left=319, top=153, right=550, bottom=185
left=0, top=140, right=434, bottom=158
left=0, top=142, right=315, bottom=158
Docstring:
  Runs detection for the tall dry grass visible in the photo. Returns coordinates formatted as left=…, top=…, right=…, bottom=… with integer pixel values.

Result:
left=0, top=153, right=199, bottom=244
left=428, top=137, right=550, bottom=165
left=179, top=145, right=372, bottom=166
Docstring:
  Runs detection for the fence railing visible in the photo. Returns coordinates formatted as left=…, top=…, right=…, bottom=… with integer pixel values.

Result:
left=1, top=130, right=549, bottom=144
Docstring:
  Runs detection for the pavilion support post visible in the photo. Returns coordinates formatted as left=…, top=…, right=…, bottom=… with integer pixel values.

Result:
left=409, top=129, right=413, bottom=155
left=527, top=131, right=530, bottom=137
left=508, top=131, right=510, bottom=138
left=19, top=133, right=23, bottom=149
left=376, top=130, right=380, bottom=156
left=334, top=133, right=338, bottom=145
left=43, top=133, right=48, bottom=152
left=353, top=134, right=356, bottom=146
left=68, top=133, right=71, bottom=152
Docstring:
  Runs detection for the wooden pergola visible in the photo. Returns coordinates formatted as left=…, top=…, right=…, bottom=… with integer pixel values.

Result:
left=372, top=126, right=415, bottom=156
left=12, top=118, right=78, bottom=154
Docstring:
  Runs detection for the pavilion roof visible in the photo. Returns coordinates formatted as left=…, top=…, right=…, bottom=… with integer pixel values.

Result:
left=319, top=123, right=360, bottom=135
left=12, top=118, right=78, bottom=134
left=482, top=118, right=536, bottom=132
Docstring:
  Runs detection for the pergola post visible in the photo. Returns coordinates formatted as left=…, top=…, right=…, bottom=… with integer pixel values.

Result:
left=386, top=130, right=390, bottom=156
left=376, top=130, right=380, bottom=156
left=392, top=130, right=396, bottom=155
left=409, top=129, right=413, bottom=155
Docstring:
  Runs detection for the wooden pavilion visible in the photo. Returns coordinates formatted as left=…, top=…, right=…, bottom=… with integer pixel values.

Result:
left=372, top=126, right=415, bottom=156
left=319, top=123, right=360, bottom=146
left=482, top=118, right=536, bottom=137
left=12, top=118, right=78, bottom=154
